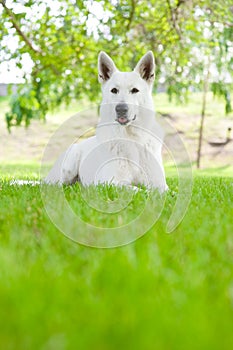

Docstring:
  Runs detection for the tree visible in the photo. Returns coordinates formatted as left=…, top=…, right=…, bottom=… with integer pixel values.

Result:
left=0, top=0, right=233, bottom=144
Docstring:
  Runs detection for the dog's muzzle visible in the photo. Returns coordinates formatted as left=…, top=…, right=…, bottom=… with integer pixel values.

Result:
left=115, top=103, right=136, bottom=125
left=115, top=103, right=129, bottom=125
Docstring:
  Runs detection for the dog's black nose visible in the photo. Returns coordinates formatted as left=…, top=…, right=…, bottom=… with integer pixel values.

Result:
left=115, top=103, right=128, bottom=115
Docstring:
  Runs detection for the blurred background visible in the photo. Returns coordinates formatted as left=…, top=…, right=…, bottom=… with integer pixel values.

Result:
left=0, top=0, right=232, bottom=173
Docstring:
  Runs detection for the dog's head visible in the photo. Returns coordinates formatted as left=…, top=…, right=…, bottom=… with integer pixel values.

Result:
left=98, top=51, right=155, bottom=126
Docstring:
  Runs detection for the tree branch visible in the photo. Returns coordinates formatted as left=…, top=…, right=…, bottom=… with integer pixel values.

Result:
left=0, top=0, right=41, bottom=54
left=126, top=0, right=136, bottom=31
left=166, top=0, right=183, bottom=42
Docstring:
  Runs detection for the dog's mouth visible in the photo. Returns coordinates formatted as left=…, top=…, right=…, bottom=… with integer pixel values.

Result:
left=116, top=115, right=136, bottom=125
left=116, top=116, right=129, bottom=125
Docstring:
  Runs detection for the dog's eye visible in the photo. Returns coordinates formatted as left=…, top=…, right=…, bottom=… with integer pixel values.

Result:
left=131, top=88, right=139, bottom=94
left=111, top=88, right=119, bottom=94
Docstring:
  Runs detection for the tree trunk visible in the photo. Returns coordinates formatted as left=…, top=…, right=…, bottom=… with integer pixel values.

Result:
left=196, top=59, right=211, bottom=169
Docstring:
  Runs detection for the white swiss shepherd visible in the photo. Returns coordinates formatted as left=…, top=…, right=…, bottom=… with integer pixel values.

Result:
left=45, top=51, right=168, bottom=192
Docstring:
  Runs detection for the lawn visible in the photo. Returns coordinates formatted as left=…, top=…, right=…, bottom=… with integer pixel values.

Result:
left=0, top=164, right=233, bottom=349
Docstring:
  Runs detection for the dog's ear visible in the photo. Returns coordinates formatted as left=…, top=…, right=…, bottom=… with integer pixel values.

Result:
left=134, top=51, right=155, bottom=84
left=98, top=51, right=118, bottom=83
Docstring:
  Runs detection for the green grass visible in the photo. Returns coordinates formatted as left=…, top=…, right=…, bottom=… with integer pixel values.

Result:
left=0, top=164, right=233, bottom=349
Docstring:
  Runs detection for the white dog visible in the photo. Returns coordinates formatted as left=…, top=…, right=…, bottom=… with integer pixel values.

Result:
left=45, top=51, right=168, bottom=192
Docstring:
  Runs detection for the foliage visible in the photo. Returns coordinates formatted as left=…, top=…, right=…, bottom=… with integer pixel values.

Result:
left=0, top=0, right=233, bottom=128
left=0, top=164, right=233, bottom=348
left=212, top=82, right=232, bottom=114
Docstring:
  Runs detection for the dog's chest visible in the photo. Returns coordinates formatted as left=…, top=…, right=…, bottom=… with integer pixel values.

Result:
left=94, top=124, right=163, bottom=186
left=108, top=133, right=156, bottom=183
left=109, top=132, right=155, bottom=163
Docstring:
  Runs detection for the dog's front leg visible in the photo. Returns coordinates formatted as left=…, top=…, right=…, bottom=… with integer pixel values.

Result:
left=108, top=160, right=135, bottom=187
left=60, top=144, right=82, bottom=184
left=45, top=144, right=81, bottom=185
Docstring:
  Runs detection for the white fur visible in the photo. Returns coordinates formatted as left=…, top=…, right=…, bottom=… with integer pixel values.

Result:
left=45, top=51, right=168, bottom=192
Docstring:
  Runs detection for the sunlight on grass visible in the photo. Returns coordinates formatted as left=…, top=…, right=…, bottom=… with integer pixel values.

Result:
left=0, top=166, right=233, bottom=349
